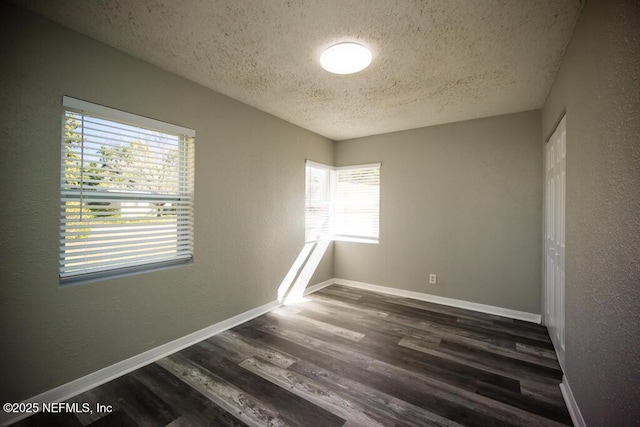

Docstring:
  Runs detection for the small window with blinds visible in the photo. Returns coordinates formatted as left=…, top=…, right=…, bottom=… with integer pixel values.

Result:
left=60, top=96, right=195, bottom=285
left=305, top=161, right=380, bottom=243
left=305, top=161, right=333, bottom=242
left=334, top=164, right=380, bottom=242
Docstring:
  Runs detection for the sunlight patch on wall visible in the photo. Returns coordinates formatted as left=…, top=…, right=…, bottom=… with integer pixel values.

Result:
left=277, top=240, right=330, bottom=305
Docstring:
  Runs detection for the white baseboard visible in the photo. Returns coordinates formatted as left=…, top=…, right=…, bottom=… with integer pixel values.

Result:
left=303, top=278, right=335, bottom=295
left=560, top=375, right=586, bottom=427
left=1, top=280, right=330, bottom=427
left=333, top=278, right=542, bottom=324
left=1, top=276, right=536, bottom=426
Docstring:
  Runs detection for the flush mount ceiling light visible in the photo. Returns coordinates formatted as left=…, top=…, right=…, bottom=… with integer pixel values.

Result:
left=320, top=42, right=372, bottom=74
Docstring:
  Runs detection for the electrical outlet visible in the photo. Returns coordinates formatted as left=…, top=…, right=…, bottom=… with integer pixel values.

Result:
left=429, top=274, right=437, bottom=284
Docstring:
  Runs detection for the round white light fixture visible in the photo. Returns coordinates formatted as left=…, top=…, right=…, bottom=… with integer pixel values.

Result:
left=320, top=42, right=372, bottom=74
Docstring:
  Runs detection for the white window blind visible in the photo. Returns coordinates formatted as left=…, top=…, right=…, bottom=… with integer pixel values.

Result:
left=335, top=164, right=380, bottom=242
left=305, top=161, right=380, bottom=243
left=305, top=161, right=333, bottom=242
left=60, top=96, right=195, bottom=284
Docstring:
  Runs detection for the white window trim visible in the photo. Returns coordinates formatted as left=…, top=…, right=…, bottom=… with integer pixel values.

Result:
left=59, top=96, right=195, bottom=285
left=305, top=160, right=334, bottom=243
left=63, top=97, right=195, bottom=137
left=334, top=162, right=382, bottom=171
left=305, top=160, right=381, bottom=244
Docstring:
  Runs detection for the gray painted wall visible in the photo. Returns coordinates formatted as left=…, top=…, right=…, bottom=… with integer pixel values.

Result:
left=0, top=4, right=333, bottom=402
left=3, top=1, right=638, bottom=422
left=541, top=0, right=640, bottom=424
left=334, top=111, right=542, bottom=314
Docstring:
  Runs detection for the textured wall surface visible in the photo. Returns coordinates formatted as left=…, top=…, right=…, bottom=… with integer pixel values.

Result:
left=541, top=0, right=640, bottom=424
left=0, top=4, right=333, bottom=403
left=334, top=111, right=542, bottom=314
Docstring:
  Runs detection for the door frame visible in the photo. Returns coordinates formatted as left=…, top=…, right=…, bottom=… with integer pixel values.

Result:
left=544, top=114, right=566, bottom=370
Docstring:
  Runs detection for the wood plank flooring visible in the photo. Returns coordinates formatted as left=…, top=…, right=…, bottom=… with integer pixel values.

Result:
left=13, top=284, right=571, bottom=426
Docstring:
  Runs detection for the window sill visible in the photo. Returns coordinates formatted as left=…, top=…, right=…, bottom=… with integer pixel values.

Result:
left=59, top=257, right=193, bottom=287
left=334, top=236, right=379, bottom=244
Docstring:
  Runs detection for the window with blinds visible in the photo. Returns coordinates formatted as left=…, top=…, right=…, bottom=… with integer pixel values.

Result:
left=305, top=161, right=380, bottom=243
left=60, top=96, right=195, bottom=284
left=335, top=164, right=380, bottom=242
left=305, top=162, right=333, bottom=242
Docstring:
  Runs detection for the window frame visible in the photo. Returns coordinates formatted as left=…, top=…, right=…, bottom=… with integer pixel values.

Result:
left=305, top=160, right=381, bottom=244
left=59, top=96, right=195, bottom=285
left=304, top=161, right=334, bottom=243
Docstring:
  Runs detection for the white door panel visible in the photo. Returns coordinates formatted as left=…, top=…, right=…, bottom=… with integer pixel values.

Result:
left=545, top=115, right=566, bottom=369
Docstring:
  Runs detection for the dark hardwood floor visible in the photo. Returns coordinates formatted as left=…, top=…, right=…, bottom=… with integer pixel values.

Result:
left=13, top=284, right=571, bottom=426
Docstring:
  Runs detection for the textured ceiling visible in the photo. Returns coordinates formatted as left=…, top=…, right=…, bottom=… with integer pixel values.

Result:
left=15, top=0, right=582, bottom=141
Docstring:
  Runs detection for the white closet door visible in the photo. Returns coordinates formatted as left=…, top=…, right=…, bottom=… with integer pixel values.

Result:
left=545, top=115, right=566, bottom=369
